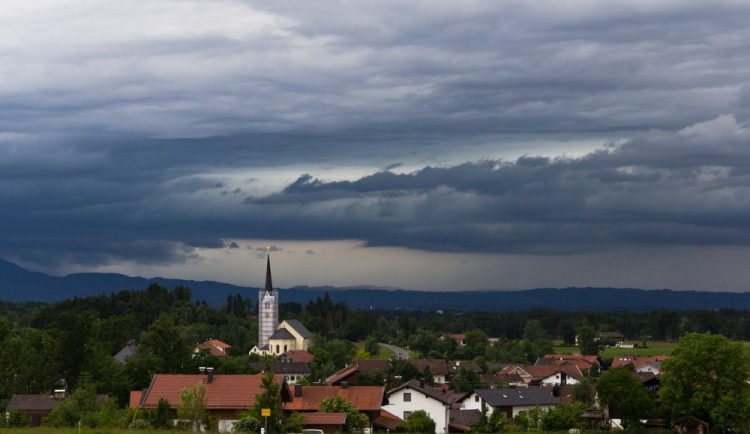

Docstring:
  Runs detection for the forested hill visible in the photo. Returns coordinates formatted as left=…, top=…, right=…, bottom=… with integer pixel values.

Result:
left=1, top=259, right=749, bottom=311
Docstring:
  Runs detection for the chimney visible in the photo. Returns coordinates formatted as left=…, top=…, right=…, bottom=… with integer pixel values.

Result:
left=53, top=389, right=66, bottom=400
left=341, top=381, right=348, bottom=389
left=294, top=384, right=302, bottom=397
left=199, top=366, right=206, bottom=374
left=394, top=376, right=402, bottom=387
left=207, top=367, right=214, bottom=383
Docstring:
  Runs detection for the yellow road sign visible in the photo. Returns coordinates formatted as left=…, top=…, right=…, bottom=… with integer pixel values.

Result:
left=261, top=408, right=271, bottom=417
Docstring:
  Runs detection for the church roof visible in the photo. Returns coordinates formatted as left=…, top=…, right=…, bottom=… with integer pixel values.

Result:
left=265, top=254, right=273, bottom=293
left=283, top=319, right=312, bottom=338
left=269, top=328, right=295, bottom=340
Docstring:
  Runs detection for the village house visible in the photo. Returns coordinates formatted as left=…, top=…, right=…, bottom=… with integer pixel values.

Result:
left=249, top=361, right=310, bottom=384
left=458, top=387, right=559, bottom=418
left=195, top=339, right=232, bottom=357
left=503, top=364, right=584, bottom=386
left=282, top=384, right=386, bottom=432
left=382, top=379, right=454, bottom=434
left=130, top=370, right=291, bottom=432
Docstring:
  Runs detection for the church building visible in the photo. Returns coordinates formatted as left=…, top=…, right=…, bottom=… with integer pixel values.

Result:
left=251, top=252, right=312, bottom=356
left=258, top=253, right=279, bottom=349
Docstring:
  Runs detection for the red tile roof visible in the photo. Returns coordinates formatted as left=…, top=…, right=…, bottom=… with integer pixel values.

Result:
left=326, top=365, right=359, bottom=386
left=373, top=409, right=403, bottom=430
left=284, top=350, right=314, bottom=363
left=129, top=391, right=143, bottom=409
left=138, top=374, right=285, bottom=409
left=283, top=385, right=384, bottom=412
left=611, top=355, right=669, bottom=369
left=302, top=412, right=347, bottom=425
left=196, top=339, right=232, bottom=356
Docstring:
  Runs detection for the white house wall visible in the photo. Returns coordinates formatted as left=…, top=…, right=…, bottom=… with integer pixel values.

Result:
left=383, top=388, right=449, bottom=434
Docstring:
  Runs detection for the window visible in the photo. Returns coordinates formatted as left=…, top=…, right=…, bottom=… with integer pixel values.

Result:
left=403, top=411, right=411, bottom=420
left=474, top=395, right=479, bottom=402
left=276, top=345, right=280, bottom=353
left=284, top=345, right=288, bottom=352
left=403, top=393, right=411, bottom=402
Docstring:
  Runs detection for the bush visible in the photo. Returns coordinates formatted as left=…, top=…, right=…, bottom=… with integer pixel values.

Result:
left=129, top=419, right=153, bottom=430
left=234, top=415, right=262, bottom=433
left=6, top=409, right=31, bottom=427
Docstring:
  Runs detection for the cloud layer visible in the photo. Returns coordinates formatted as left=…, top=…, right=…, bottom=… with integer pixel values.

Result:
left=2, top=1, right=750, bottom=289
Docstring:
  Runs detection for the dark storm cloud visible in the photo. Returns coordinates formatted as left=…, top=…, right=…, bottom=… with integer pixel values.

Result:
left=242, top=115, right=750, bottom=254
left=3, top=1, right=750, bottom=270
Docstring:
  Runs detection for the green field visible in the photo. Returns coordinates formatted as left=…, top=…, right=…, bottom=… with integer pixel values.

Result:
left=553, top=340, right=676, bottom=363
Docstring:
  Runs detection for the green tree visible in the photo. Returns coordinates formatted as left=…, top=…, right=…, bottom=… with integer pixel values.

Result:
left=43, top=385, right=102, bottom=427
left=596, top=366, right=652, bottom=429
left=451, top=366, right=488, bottom=393
left=576, top=325, right=599, bottom=356
left=571, top=378, right=594, bottom=405
left=177, top=383, right=207, bottom=431
left=402, top=409, right=436, bottom=433
left=542, top=402, right=586, bottom=430
left=318, top=396, right=368, bottom=432
left=151, top=397, right=173, bottom=429
left=246, top=370, right=283, bottom=434
left=660, top=332, right=750, bottom=431
left=365, top=335, right=380, bottom=355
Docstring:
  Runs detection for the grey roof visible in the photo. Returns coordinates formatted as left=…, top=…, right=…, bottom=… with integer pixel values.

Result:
left=474, top=387, right=559, bottom=407
left=269, top=328, right=296, bottom=340
left=114, top=342, right=138, bottom=364
left=249, top=362, right=309, bottom=374
left=284, top=319, right=312, bottom=338
left=388, top=379, right=454, bottom=405
left=7, top=395, right=61, bottom=411
left=265, top=254, right=273, bottom=293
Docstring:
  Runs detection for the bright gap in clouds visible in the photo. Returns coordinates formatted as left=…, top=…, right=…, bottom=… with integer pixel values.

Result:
left=51, top=240, right=750, bottom=292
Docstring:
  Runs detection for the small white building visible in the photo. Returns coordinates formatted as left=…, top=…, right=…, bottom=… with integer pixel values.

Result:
left=382, top=379, right=454, bottom=433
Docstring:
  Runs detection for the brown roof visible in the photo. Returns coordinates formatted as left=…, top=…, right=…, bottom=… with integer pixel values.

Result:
left=302, top=412, right=347, bottom=425
left=138, top=374, right=288, bottom=409
left=407, top=359, right=449, bottom=375
left=481, top=373, right=524, bottom=386
left=611, top=355, right=669, bottom=369
left=284, top=350, right=314, bottom=363
left=325, top=365, right=359, bottom=385
left=505, top=364, right=583, bottom=381
left=7, top=394, right=62, bottom=411
left=387, top=379, right=454, bottom=406
left=354, top=359, right=388, bottom=372
left=373, top=409, right=403, bottom=430
left=249, top=362, right=310, bottom=375
left=283, top=385, right=385, bottom=412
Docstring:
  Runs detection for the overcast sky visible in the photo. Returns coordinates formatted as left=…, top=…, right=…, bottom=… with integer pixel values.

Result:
left=3, top=0, right=750, bottom=292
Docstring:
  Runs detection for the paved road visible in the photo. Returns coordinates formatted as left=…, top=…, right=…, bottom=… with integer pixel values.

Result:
left=379, top=342, right=409, bottom=359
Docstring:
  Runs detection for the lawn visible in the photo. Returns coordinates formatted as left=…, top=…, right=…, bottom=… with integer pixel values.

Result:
left=352, top=342, right=396, bottom=359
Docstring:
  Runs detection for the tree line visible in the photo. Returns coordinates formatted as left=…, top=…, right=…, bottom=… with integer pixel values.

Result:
left=0, top=283, right=748, bottom=414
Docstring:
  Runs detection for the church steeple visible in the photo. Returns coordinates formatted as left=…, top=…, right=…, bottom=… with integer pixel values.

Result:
left=265, top=253, right=273, bottom=293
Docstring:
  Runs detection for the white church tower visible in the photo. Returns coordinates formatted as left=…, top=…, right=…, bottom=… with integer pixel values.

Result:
left=258, top=252, right=279, bottom=349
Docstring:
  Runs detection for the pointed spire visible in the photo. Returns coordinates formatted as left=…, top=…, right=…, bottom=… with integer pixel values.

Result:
left=265, top=251, right=273, bottom=293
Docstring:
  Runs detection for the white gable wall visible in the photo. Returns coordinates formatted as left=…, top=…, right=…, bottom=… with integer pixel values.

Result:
left=383, top=387, right=450, bottom=434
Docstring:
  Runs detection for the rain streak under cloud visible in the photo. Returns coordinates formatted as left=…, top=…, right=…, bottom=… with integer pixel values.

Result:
left=3, top=0, right=750, bottom=291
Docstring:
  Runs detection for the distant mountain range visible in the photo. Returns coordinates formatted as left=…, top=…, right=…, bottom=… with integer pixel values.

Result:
left=1, top=259, right=749, bottom=311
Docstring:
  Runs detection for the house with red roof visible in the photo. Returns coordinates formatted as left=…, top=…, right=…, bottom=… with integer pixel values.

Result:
left=195, top=339, right=232, bottom=357
left=131, top=370, right=292, bottom=432
left=278, top=349, right=314, bottom=363
left=283, top=384, right=386, bottom=431
left=503, top=364, right=584, bottom=387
